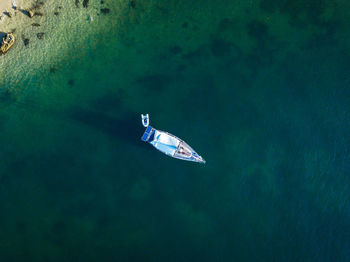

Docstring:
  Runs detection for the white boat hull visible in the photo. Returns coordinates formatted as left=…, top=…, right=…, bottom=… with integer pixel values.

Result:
left=141, top=124, right=205, bottom=164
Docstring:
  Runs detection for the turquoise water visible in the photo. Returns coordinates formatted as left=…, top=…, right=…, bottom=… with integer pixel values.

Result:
left=0, top=0, right=350, bottom=261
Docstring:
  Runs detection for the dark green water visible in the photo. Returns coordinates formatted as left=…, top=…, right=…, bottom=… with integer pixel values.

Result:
left=0, top=0, right=349, bottom=261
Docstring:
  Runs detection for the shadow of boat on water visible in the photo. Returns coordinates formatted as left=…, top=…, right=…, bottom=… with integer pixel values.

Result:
left=68, top=107, right=144, bottom=146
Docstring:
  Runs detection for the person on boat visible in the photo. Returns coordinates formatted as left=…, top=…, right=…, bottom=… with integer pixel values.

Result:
left=179, top=146, right=190, bottom=156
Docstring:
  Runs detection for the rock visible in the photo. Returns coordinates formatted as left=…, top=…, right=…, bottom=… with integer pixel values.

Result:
left=33, top=1, right=44, bottom=9
left=28, top=9, right=34, bottom=18
left=83, top=0, right=89, bottom=8
left=23, top=38, right=29, bottom=46
left=170, top=46, right=182, bottom=55
left=37, top=32, right=45, bottom=40
left=100, top=8, right=110, bottom=14
left=68, top=79, right=75, bottom=86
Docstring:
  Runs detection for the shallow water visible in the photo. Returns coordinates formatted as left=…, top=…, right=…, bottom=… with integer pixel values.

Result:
left=0, top=0, right=349, bottom=261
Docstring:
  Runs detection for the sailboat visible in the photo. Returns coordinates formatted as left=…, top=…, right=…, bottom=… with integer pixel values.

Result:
left=140, top=114, right=206, bottom=164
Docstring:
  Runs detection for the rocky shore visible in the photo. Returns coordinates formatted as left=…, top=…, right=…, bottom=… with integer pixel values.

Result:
left=0, top=0, right=112, bottom=56
left=0, top=0, right=44, bottom=54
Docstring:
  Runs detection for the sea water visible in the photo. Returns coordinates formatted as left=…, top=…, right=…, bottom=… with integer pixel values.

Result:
left=0, top=0, right=349, bottom=261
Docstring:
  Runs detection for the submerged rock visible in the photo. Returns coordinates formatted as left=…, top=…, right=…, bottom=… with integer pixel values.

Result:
left=23, top=37, right=29, bottom=47
left=101, top=8, right=110, bottom=14
left=34, top=1, right=45, bottom=9
left=68, top=79, right=75, bottom=86
left=37, top=32, right=45, bottom=40
left=0, top=88, right=17, bottom=104
left=75, top=0, right=79, bottom=7
left=83, top=0, right=89, bottom=8
left=32, top=23, right=40, bottom=27
left=170, top=45, right=182, bottom=55
left=34, top=12, right=43, bottom=17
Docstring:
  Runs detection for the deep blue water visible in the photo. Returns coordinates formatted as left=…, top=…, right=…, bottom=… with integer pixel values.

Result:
left=0, top=0, right=349, bottom=261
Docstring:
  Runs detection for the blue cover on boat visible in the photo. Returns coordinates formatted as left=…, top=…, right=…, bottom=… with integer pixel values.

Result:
left=141, top=126, right=153, bottom=141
